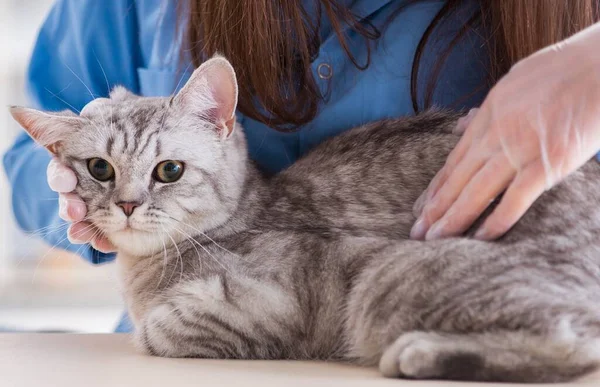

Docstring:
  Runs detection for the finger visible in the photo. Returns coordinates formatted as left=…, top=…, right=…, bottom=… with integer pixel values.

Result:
left=411, top=166, right=454, bottom=239
left=411, top=155, right=469, bottom=238
left=416, top=151, right=488, bottom=238
left=412, top=168, right=446, bottom=217
left=68, top=222, right=98, bottom=244
left=58, top=193, right=87, bottom=222
left=422, top=129, right=475, bottom=202
left=453, top=108, right=479, bottom=135
left=91, top=237, right=117, bottom=254
left=474, top=162, right=547, bottom=240
left=47, top=158, right=77, bottom=193
left=412, top=135, right=473, bottom=219
left=424, top=155, right=515, bottom=240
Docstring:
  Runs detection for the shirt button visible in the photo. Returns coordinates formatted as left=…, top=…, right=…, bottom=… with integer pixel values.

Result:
left=317, top=63, right=333, bottom=80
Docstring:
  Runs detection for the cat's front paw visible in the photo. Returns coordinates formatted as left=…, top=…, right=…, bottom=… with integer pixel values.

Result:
left=379, top=331, right=484, bottom=380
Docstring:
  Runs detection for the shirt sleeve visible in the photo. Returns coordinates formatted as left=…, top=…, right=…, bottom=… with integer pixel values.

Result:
left=2, top=0, right=142, bottom=264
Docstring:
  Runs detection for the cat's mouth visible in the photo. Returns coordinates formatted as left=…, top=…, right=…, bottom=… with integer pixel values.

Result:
left=113, top=223, right=156, bottom=235
left=117, top=224, right=146, bottom=233
left=97, top=215, right=162, bottom=238
left=117, top=218, right=145, bottom=232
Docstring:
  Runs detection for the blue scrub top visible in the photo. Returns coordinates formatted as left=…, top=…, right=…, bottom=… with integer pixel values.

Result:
left=3, top=0, right=489, bottom=332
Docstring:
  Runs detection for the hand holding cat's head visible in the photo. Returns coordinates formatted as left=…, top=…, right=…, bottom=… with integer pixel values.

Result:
left=10, top=55, right=247, bottom=256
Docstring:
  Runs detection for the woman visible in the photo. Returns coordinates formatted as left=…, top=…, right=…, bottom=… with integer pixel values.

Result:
left=3, top=0, right=600, bottom=332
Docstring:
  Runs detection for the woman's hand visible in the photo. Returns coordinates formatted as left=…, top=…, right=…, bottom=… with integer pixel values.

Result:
left=48, top=158, right=116, bottom=253
left=411, top=22, right=600, bottom=241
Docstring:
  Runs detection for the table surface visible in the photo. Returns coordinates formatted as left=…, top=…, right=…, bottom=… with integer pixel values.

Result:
left=1, top=334, right=600, bottom=387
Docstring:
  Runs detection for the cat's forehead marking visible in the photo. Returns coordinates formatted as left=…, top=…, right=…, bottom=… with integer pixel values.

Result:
left=84, top=99, right=165, bottom=158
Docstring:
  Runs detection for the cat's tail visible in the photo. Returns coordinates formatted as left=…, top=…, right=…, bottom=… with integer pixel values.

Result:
left=379, top=322, right=600, bottom=383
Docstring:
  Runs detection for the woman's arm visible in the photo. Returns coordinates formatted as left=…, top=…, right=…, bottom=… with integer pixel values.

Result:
left=3, top=0, right=141, bottom=263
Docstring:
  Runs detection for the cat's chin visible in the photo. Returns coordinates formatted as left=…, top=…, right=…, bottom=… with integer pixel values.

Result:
left=108, top=229, right=167, bottom=257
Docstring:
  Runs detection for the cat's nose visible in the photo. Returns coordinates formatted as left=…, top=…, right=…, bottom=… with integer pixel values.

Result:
left=116, top=201, right=141, bottom=217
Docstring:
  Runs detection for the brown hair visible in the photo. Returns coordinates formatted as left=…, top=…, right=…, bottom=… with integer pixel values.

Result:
left=180, top=0, right=599, bottom=129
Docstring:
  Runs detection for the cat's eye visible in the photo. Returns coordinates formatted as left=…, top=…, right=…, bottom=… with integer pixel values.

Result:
left=87, top=158, right=115, bottom=182
left=153, top=160, right=184, bottom=183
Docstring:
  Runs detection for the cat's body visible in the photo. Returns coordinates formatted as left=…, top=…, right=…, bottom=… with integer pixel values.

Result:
left=118, top=112, right=600, bottom=383
left=11, top=57, right=600, bottom=383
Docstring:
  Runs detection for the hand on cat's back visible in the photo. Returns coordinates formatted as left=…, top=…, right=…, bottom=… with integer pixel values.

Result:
left=410, top=21, right=600, bottom=242
left=48, top=158, right=116, bottom=253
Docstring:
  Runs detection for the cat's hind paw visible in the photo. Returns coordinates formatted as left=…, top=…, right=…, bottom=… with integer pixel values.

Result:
left=379, top=331, right=484, bottom=380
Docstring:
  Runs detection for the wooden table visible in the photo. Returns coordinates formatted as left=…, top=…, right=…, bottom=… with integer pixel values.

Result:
left=1, top=334, right=599, bottom=387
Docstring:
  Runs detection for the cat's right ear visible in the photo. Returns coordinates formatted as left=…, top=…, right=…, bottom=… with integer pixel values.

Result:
left=174, top=55, right=238, bottom=139
left=9, top=106, right=85, bottom=154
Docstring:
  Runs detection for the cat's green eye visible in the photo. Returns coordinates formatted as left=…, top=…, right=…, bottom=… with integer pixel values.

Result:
left=87, top=158, right=115, bottom=182
left=153, top=160, right=184, bottom=183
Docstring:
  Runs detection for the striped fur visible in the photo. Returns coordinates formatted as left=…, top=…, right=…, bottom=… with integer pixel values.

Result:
left=20, top=60, right=600, bottom=382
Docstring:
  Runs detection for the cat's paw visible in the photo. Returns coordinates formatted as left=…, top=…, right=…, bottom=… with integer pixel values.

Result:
left=379, top=331, right=444, bottom=379
left=379, top=331, right=485, bottom=380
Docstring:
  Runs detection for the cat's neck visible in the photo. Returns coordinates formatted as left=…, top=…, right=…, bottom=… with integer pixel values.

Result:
left=187, top=124, right=271, bottom=244
left=207, top=160, right=268, bottom=239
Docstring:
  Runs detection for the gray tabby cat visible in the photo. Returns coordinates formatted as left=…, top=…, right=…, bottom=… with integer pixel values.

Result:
left=11, top=56, right=600, bottom=383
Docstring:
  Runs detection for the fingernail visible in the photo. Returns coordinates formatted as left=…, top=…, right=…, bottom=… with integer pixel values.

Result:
left=68, top=223, right=95, bottom=244
left=413, top=190, right=432, bottom=216
left=410, top=217, right=427, bottom=240
left=58, top=196, right=70, bottom=221
left=68, top=231, right=87, bottom=244
left=413, top=195, right=425, bottom=217
left=67, top=202, right=85, bottom=220
left=453, top=108, right=478, bottom=134
left=474, top=227, right=489, bottom=240
left=425, top=221, right=444, bottom=241
left=93, top=238, right=116, bottom=253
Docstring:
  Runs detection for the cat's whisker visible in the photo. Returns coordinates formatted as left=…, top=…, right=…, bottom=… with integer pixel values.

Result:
left=171, top=62, right=193, bottom=96
left=94, top=52, right=111, bottom=98
left=156, top=224, right=172, bottom=290
left=90, top=53, right=115, bottom=139
left=23, top=217, right=97, bottom=250
left=29, top=222, right=98, bottom=284
left=37, top=197, right=81, bottom=202
left=63, top=62, right=96, bottom=101
left=168, top=217, right=240, bottom=258
left=26, top=222, right=71, bottom=238
left=28, top=214, right=102, bottom=249
left=70, top=227, right=104, bottom=262
left=172, top=226, right=232, bottom=275
left=171, top=226, right=206, bottom=271
left=170, top=229, right=203, bottom=284
left=43, top=88, right=81, bottom=114
left=163, top=227, right=185, bottom=286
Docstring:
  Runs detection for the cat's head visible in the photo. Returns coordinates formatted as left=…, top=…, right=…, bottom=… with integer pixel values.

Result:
left=11, top=56, right=248, bottom=256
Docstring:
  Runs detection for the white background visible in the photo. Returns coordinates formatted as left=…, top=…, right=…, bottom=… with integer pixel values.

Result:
left=0, top=0, right=123, bottom=333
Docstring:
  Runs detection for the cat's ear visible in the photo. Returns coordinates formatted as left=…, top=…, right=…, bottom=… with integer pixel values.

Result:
left=175, top=55, right=238, bottom=139
left=9, top=106, right=85, bottom=154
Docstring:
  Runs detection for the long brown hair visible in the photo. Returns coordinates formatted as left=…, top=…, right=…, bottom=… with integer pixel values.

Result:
left=180, top=0, right=599, bottom=129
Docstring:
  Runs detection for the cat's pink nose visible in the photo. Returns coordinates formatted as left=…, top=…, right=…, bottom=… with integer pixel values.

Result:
left=116, top=201, right=141, bottom=217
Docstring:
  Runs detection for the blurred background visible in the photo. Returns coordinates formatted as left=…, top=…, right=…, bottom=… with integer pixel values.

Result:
left=0, top=0, right=123, bottom=332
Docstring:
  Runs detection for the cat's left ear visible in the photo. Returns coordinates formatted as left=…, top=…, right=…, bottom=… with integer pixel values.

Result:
left=9, top=107, right=85, bottom=154
left=175, top=55, right=238, bottom=139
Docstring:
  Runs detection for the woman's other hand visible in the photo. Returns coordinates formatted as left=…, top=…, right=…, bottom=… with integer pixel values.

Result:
left=411, top=22, right=600, bottom=241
